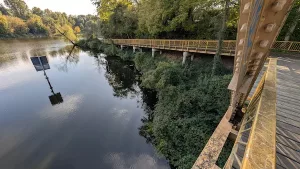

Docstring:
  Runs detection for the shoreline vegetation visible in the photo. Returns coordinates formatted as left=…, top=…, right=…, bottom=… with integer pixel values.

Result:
left=76, top=38, right=234, bottom=168
left=0, top=0, right=101, bottom=40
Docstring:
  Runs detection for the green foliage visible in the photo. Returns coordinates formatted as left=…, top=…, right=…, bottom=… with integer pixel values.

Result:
left=4, top=0, right=30, bottom=19
left=27, top=14, right=49, bottom=35
left=59, top=24, right=77, bottom=41
left=92, top=0, right=239, bottom=39
left=277, top=1, right=300, bottom=41
left=32, top=7, right=43, bottom=17
left=132, top=52, right=232, bottom=169
left=0, top=14, right=9, bottom=34
left=6, top=15, right=28, bottom=34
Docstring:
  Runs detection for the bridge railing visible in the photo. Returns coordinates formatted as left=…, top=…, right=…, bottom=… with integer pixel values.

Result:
left=111, top=39, right=300, bottom=53
left=112, top=39, right=236, bottom=56
left=224, top=58, right=277, bottom=169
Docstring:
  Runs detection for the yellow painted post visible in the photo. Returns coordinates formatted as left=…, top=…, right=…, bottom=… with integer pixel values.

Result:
left=205, top=41, right=208, bottom=53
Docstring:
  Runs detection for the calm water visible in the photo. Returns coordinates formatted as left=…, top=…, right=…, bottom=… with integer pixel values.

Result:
left=0, top=38, right=170, bottom=169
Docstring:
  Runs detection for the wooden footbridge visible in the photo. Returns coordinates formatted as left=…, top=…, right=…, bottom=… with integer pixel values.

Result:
left=108, top=0, right=300, bottom=168
left=112, top=39, right=300, bottom=56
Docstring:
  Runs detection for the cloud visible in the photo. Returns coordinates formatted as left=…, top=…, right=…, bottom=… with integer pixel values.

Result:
left=104, top=152, right=169, bottom=169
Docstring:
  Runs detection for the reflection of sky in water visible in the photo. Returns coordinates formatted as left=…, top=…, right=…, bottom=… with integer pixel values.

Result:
left=0, top=39, right=169, bottom=169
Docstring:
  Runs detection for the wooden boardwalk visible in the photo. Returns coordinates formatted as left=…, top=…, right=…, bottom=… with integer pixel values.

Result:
left=275, top=56, right=300, bottom=169
left=247, top=56, right=300, bottom=169
left=110, top=39, right=300, bottom=57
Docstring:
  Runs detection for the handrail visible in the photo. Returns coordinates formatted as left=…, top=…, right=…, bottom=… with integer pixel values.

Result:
left=224, top=58, right=277, bottom=169
left=109, top=39, right=300, bottom=53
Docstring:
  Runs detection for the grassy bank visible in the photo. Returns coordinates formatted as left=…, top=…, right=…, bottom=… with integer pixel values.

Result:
left=77, top=38, right=233, bottom=169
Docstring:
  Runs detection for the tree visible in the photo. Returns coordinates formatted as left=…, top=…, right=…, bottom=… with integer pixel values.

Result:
left=4, top=0, right=30, bottom=19
left=27, top=14, right=49, bottom=35
left=0, top=4, right=12, bottom=15
left=212, top=0, right=230, bottom=76
left=6, top=15, right=28, bottom=34
left=59, top=24, right=77, bottom=41
left=91, top=0, right=133, bottom=21
left=283, top=5, right=300, bottom=41
left=74, top=26, right=81, bottom=34
left=32, top=7, right=43, bottom=17
left=0, top=14, right=9, bottom=35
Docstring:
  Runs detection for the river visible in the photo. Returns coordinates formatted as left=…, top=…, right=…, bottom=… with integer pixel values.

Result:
left=0, top=38, right=170, bottom=169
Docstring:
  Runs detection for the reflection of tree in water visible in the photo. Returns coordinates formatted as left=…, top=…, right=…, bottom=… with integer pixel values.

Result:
left=0, top=54, right=17, bottom=68
left=104, top=56, right=140, bottom=98
left=138, top=88, right=158, bottom=144
left=52, top=45, right=81, bottom=72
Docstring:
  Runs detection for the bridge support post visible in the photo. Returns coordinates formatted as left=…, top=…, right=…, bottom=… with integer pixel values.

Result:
left=191, top=54, right=194, bottom=61
left=152, top=48, right=158, bottom=57
left=182, top=52, right=191, bottom=65
left=133, top=46, right=138, bottom=53
left=121, top=45, right=124, bottom=50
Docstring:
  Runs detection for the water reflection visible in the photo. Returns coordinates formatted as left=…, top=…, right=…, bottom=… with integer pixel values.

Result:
left=0, top=39, right=170, bottom=169
left=104, top=56, right=139, bottom=98
left=31, top=56, right=63, bottom=106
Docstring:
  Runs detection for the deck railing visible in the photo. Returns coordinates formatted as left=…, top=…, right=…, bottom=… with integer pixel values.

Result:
left=224, top=58, right=277, bottom=169
left=109, top=39, right=300, bottom=54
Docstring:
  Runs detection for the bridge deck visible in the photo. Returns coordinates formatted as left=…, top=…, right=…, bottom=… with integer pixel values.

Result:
left=241, top=55, right=300, bottom=169
left=276, top=56, right=300, bottom=169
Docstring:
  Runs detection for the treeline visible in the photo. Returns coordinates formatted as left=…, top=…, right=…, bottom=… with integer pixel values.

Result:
left=91, top=0, right=300, bottom=41
left=0, top=0, right=99, bottom=39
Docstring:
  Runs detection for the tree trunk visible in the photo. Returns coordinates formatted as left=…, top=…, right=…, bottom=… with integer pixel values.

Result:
left=212, top=0, right=230, bottom=76
left=284, top=6, right=300, bottom=41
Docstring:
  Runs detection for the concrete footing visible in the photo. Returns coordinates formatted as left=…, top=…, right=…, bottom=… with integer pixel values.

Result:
left=182, top=52, right=190, bottom=65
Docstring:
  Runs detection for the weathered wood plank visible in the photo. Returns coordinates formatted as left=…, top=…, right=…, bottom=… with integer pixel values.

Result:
left=276, top=127, right=300, bottom=143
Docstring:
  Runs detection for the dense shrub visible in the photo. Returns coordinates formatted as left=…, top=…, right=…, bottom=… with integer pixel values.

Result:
left=133, top=52, right=232, bottom=169
left=6, top=16, right=29, bottom=35
left=0, top=14, right=8, bottom=34
left=27, top=15, right=49, bottom=35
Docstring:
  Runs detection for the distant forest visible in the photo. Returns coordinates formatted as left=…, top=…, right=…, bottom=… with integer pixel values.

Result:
left=0, top=0, right=101, bottom=40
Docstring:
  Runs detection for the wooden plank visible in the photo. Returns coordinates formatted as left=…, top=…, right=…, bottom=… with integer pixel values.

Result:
left=277, top=106, right=300, bottom=118
left=277, top=121, right=300, bottom=135
left=275, top=164, right=286, bottom=169
left=277, top=114, right=300, bottom=128
left=277, top=110, right=300, bottom=122
left=276, top=134, right=300, bottom=152
left=276, top=127, right=300, bottom=143
left=276, top=150, right=300, bottom=169
left=277, top=142, right=300, bottom=163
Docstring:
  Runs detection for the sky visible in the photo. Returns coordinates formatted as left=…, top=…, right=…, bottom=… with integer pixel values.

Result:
left=0, top=0, right=97, bottom=15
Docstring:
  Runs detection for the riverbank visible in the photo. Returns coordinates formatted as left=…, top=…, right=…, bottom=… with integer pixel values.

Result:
left=76, top=38, right=234, bottom=168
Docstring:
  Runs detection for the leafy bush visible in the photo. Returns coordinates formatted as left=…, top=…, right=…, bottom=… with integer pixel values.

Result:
left=6, top=16, right=29, bottom=35
left=133, top=52, right=232, bottom=169
left=27, top=14, right=49, bottom=35
left=0, top=14, right=8, bottom=34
